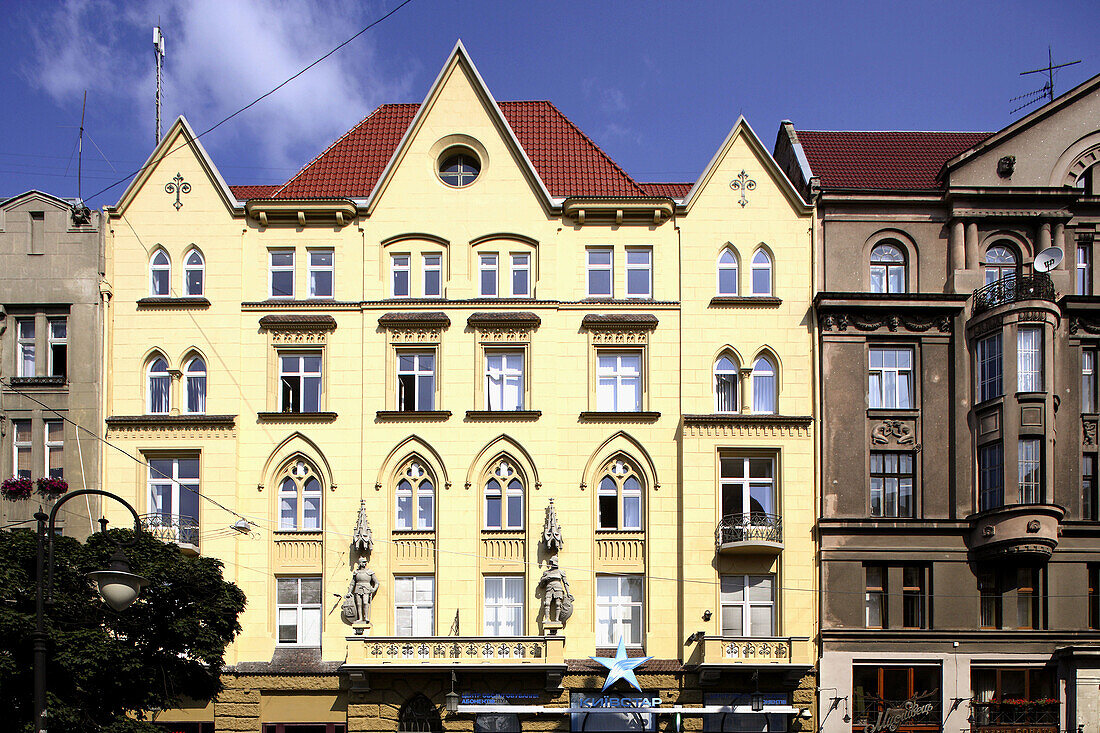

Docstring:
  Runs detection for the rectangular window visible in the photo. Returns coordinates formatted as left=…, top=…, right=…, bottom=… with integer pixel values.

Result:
left=853, top=666, right=942, bottom=727
left=391, top=254, right=410, bottom=298
left=48, top=318, right=67, bottom=379
left=1018, top=438, right=1042, bottom=503
left=902, top=566, right=928, bottom=629
left=979, top=443, right=1004, bottom=511
left=395, top=576, right=434, bottom=636
left=595, top=575, right=643, bottom=646
left=865, top=566, right=886, bottom=628
left=1089, top=564, right=1099, bottom=630
left=44, top=421, right=63, bottom=479
left=979, top=571, right=1000, bottom=629
left=1014, top=567, right=1041, bottom=630
left=510, top=253, right=530, bottom=297
left=423, top=253, right=442, bottom=297
left=17, top=318, right=35, bottom=377
left=13, top=419, right=32, bottom=479
left=1017, top=327, right=1042, bottom=392
left=870, top=452, right=914, bottom=518
left=719, top=455, right=776, bottom=523
left=720, top=574, right=775, bottom=637
left=1084, top=454, right=1098, bottom=521
left=479, top=253, right=498, bottom=297
left=269, top=250, right=295, bottom=298
left=1078, top=244, right=1092, bottom=295
left=485, top=351, right=523, bottom=411
left=147, top=457, right=201, bottom=545
left=868, top=347, right=913, bottom=409
left=276, top=577, right=321, bottom=646
left=484, top=576, right=523, bottom=636
left=397, top=351, right=435, bottom=411
left=971, top=667, right=1057, bottom=727
left=587, top=248, right=613, bottom=298
left=625, top=248, right=652, bottom=299
left=978, top=568, right=1044, bottom=630
left=279, top=353, right=322, bottom=413
left=977, top=333, right=1003, bottom=402
left=1084, top=349, right=1097, bottom=413
left=308, top=249, right=334, bottom=298
left=29, top=211, right=44, bottom=254
left=596, top=351, right=642, bottom=411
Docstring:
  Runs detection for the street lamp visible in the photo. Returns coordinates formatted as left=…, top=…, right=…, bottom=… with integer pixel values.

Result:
left=33, top=489, right=148, bottom=733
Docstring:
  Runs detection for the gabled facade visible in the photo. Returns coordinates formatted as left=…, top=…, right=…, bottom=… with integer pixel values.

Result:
left=102, top=42, right=817, bottom=732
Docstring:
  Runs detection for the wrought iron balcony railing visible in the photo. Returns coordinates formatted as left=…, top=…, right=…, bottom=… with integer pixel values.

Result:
left=715, top=512, right=783, bottom=550
left=140, top=513, right=200, bottom=550
left=972, top=273, right=1055, bottom=315
left=970, top=701, right=1059, bottom=727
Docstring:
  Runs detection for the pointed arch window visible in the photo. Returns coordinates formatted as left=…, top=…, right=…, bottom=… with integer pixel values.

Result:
left=278, top=459, right=323, bottom=530
left=715, top=354, right=739, bottom=413
left=484, top=459, right=523, bottom=530
left=184, top=356, right=206, bottom=414
left=751, top=249, right=772, bottom=296
left=597, top=458, right=642, bottom=531
left=396, top=460, right=434, bottom=530
left=150, top=250, right=171, bottom=296
left=751, top=356, right=777, bottom=414
left=718, top=248, right=739, bottom=295
left=870, top=242, right=906, bottom=294
left=147, top=357, right=170, bottom=413
left=983, top=244, right=1019, bottom=285
left=183, top=248, right=205, bottom=296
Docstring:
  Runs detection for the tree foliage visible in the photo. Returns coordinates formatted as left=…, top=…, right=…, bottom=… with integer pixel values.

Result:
left=0, top=526, right=246, bottom=732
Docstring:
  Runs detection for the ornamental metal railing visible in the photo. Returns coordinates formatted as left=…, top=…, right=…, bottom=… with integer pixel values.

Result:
left=971, top=273, right=1055, bottom=315
left=970, top=701, right=1060, bottom=727
left=715, top=512, right=783, bottom=548
left=853, top=698, right=942, bottom=726
left=363, top=636, right=547, bottom=662
left=140, top=513, right=200, bottom=549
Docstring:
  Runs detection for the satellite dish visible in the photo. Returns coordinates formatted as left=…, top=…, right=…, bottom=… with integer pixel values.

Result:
left=1034, top=246, right=1063, bottom=273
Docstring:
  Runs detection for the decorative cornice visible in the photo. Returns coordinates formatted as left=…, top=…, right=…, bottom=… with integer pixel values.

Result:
left=683, top=413, right=813, bottom=438
left=464, top=410, right=542, bottom=421
left=708, top=296, right=782, bottom=308
left=6, top=376, right=66, bottom=388
left=256, top=411, right=338, bottom=423
left=466, top=312, right=541, bottom=328
left=105, top=414, right=236, bottom=437
left=375, top=410, right=452, bottom=421
left=819, top=311, right=952, bottom=334
left=259, top=314, right=337, bottom=330
left=378, top=312, right=451, bottom=328
left=579, top=411, right=661, bottom=422
left=136, top=296, right=210, bottom=308
left=581, top=313, right=658, bottom=330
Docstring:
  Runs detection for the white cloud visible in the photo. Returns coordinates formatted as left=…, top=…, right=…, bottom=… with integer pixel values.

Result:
left=26, top=0, right=416, bottom=172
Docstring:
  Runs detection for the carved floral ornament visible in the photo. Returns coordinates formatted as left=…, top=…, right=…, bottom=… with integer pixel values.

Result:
left=165, top=172, right=191, bottom=211
left=1070, top=316, right=1100, bottom=335
left=819, top=311, right=951, bottom=333
left=1084, top=418, right=1098, bottom=446
left=591, top=329, right=649, bottom=345
left=729, top=169, right=757, bottom=208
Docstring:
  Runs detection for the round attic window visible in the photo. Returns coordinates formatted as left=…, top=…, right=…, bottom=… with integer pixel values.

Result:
left=438, top=150, right=480, bottom=187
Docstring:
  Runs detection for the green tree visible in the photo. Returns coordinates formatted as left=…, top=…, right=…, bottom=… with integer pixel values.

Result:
left=0, top=526, right=246, bottom=732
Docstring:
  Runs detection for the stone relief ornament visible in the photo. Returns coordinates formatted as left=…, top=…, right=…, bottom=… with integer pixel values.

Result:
left=542, top=497, right=563, bottom=553
left=341, top=557, right=379, bottom=626
left=351, top=499, right=373, bottom=554
left=538, top=556, right=574, bottom=624
left=870, top=420, right=918, bottom=449
left=1083, top=418, right=1098, bottom=446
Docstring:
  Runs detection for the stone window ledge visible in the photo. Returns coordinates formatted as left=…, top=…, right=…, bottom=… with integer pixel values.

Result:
left=136, top=296, right=211, bottom=308
left=257, top=411, right=337, bottom=423
left=464, top=410, right=541, bottom=420
left=375, top=410, right=452, bottom=421
left=7, top=376, right=66, bottom=388
left=579, top=411, right=661, bottom=422
left=709, top=296, right=782, bottom=308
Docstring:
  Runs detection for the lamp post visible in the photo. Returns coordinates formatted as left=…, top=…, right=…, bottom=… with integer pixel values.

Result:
left=32, top=489, right=148, bottom=733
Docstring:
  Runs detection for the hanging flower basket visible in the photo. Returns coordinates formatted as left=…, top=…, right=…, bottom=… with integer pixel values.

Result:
left=36, top=477, right=69, bottom=496
left=2, top=477, right=34, bottom=500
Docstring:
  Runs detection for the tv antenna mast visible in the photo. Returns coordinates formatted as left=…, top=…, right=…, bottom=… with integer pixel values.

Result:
left=153, top=24, right=166, bottom=144
left=1011, top=46, right=1080, bottom=115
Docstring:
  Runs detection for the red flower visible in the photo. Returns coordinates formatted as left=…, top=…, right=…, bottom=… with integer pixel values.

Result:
left=36, top=477, right=69, bottom=496
left=1, top=477, right=34, bottom=500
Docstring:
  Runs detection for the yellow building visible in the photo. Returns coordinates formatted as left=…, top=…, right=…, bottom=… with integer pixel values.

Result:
left=102, top=43, right=817, bottom=733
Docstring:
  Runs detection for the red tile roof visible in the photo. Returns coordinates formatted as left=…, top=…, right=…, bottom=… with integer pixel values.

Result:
left=638, top=182, right=692, bottom=198
left=796, top=130, right=991, bottom=190
left=229, top=184, right=280, bottom=199
left=270, top=101, right=648, bottom=200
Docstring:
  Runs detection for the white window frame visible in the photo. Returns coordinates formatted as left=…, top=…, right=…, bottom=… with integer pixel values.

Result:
left=278, top=461, right=323, bottom=531
left=150, top=250, right=171, bottom=296
left=868, top=346, right=914, bottom=409
left=391, top=254, right=411, bottom=298
left=720, top=574, right=776, bottom=637
left=147, top=357, right=171, bottom=414
left=308, top=249, right=334, bottom=299
left=279, top=352, right=323, bottom=413
left=597, top=464, right=643, bottom=531
left=395, top=575, right=434, bottom=636
left=13, top=419, right=31, bottom=479
left=1078, top=244, right=1092, bottom=296
left=395, top=461, right=434, bottom=531
left=869, top=242, right=906, bottom=294
left=269, top=249, right=295, bottom=299
left=485, top=351, right=524, bottom=411
left=720, top=455, right=776, bottom=518
left=1018, top=438, right=1042, bottom=504
left=423, top=253, right=442, bottom=298
left=1084, top=348, right=1097, bottom=413
left=717, top=248, right=738, bottom=295
left=17, top=318, right=35, bottom=377
left=484, top=459, right=524, bottom=530
left=595, top=574, right=643, bottom=647
left=750, top=357, right=777, bottom=414
left=596, top=350, right=642, bottom=412
left=510, top=253, right=530, bottom=297
left=397, top=351, right=435, bottom=411
left=146, top=456, right=200, bottom=535
left=276, top=577, right=322, bottom=646
left=184, top=357, right=206, bottom=414
left=479, top=253, right=498, bottom=297
left=484, top=576, right=524, bottom=636
left=44, top=420, right=63, bottom=479
left=625, top=247, right=652, bottom=299
left=48, top=317, right=67, bottom=379
left=183, top=248, right=205, bottom=296
left=1017, top=327, right=1042, bottom=392
left=587, top=248, right=614, bottom=298
left=751, top=249, right=773, bottom=296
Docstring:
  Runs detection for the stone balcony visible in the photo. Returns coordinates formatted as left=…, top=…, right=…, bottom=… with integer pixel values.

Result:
left=715, top=513, right=783, bottom=554
left=346, top=635, right=564, bottom=668
left=689, top=636, right=814, bottom=680
left=965, top=503, right=1065, bottom=562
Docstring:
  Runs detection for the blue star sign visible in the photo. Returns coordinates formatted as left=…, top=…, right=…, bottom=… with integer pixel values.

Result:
left=590, top=637, right=652, bottom=692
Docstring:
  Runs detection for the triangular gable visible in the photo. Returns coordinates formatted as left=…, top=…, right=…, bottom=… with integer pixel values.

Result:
left=108, top=116, right=242, bottom=217
left=681, top=116, right=810, bottom=214
left=1, top=190, right=74, bottom=211
left=944, top=71, right=1100, bottom=173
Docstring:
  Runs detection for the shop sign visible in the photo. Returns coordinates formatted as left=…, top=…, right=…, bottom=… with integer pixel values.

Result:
left=865, top=692, right=938, bottom=733
left=577, top=695, right=663, bottom=709
left=460, top=692, right=540, bottom=706
left=974, top=728, right=1057, bottom=733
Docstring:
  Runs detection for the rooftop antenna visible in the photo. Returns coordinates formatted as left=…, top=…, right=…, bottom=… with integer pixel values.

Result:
left=1011, top=45, right=1081, bottom=115
left=71, top=91, right=91, bottom=226
left=153, top=24, right=166, bottom=144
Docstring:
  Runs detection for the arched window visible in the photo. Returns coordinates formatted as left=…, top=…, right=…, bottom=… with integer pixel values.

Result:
left=751, top=356, right=777, bottom=414
left=147, top=357, right=170, bottom=413
left=597, top=458, right=642, bottom=530
left=396, top=460, right=434, bottom=530
left=870, top=242, right=906, bottom=294
left=278, top=459, right=322, bottom=530
left=751, top=249, right=772, bottom=296
left=983, top=244, right=1019, bottom=285
left=714, top=354, right=739, bottom=413
left=717, top=248, right=739, bottom=295
left=183, top=248, right=204, bottom=296
left=150, top=250, right=170, bottom=296
left=398, top=694, right=443, bottom=732
left=484, top=458, right=523, bottom=530
left=184, top=356, right=206, bottom=414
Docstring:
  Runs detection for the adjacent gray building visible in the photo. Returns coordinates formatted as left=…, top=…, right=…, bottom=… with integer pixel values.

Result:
left=0, top=191, right=103, bottom=538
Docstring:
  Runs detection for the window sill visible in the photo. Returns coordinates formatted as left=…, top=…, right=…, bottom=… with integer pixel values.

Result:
left=136, top=296, right=210, bottom=308
left=579, top=411, right=661, bottom=422
left=595, top=530, right=645, bottom=537
left=257, top=411, right=337, bottom=422
left=391, top=529, right=435, bottom=536
left=273, top=530, right=323, bottom=540
left=465, top=410, right=541, bottom=420
left=106, top=414, right=237, bottom=429
left=709, top=296, right=782, bottom=308
left=481, top=529, right=525, bottom=536
left=7, top=376, right=66, bottom=388
left=866, top=407, right=920, bottom=417
left=376, top=410, right=452, bottom=421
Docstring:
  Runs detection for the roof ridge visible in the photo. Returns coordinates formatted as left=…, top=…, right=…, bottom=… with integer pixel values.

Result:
left=272, top=106, right=389, bottom=198
left=798, top=129, right=992, bottom=135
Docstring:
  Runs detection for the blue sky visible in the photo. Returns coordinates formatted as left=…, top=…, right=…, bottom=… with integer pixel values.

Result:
left=2, top=0, right=1098, bottom=208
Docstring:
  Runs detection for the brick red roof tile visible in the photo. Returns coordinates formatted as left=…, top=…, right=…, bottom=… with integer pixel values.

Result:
left=796, top=130, right=991, bottom=190
left=229, top=184, right=280, bottom=199
left=638, top=182, right=692, bottom=198
left=270, top=101, right=646, bottom=200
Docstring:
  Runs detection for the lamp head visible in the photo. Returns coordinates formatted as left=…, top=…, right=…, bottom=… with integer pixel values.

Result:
left=86, top=550, right=148, bottom=611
